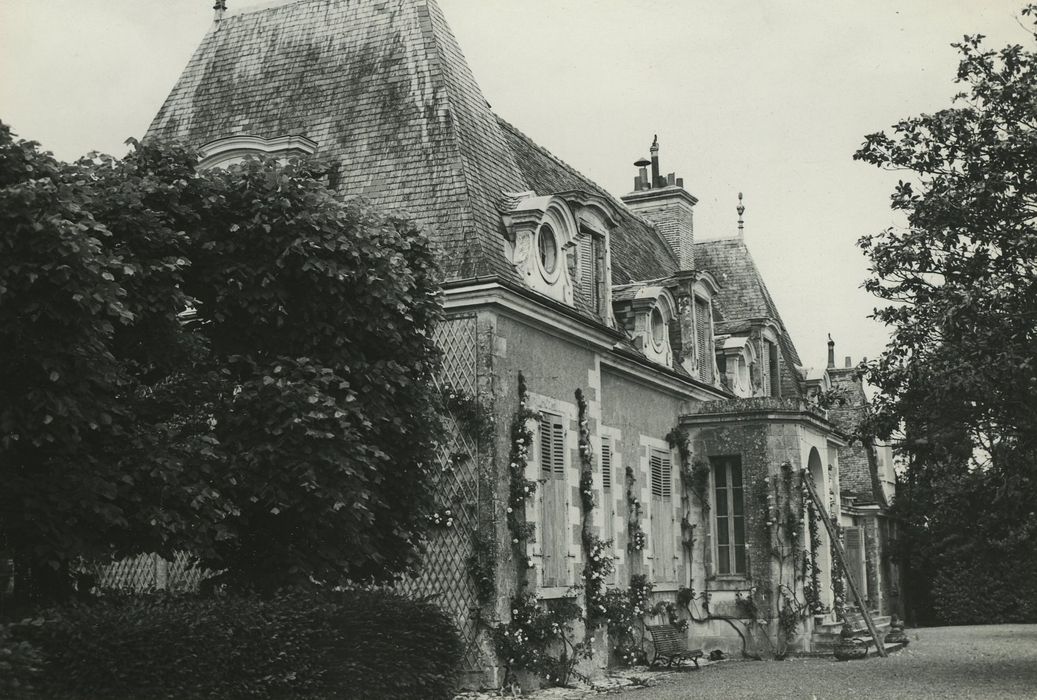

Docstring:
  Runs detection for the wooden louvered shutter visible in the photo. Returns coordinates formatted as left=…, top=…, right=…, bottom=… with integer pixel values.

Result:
left=844, top=527, right=867, bottom=599
left=601, top=436, right=614, bottom=551
left=766, top=339, right=780, bottom=397
left=540, top=414, right=569, bottom=586
left=650, top=449, right=675, bottom=581
left=695, top=298, right=713, bottom=384
left=577, top=234, right=597, bottom=314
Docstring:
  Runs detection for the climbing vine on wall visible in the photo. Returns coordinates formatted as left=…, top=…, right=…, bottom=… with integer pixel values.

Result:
left=507, top=372, right=539, bottom=585
left=750, top=461, right=813, bottom=657
left=802, top=473, right=825, bottom=614
left=575, top=388, right=615, bottom=629
left=468, top=527, right=498, bottom=608
left=625, top=466, right=647, bottom=552
left=441, top=381, right=494, bottom=445
left=493, top=592, right=589, bottom=688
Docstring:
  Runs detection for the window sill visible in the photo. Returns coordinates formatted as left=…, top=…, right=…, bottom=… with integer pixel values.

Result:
left=708, top=576, right=751, bottom=591
left=652, top=581, right=682, bottom=593
left=538, top=586, right=577, bottom=600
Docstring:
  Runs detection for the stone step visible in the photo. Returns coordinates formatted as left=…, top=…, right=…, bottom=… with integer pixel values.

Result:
left=797, top=640, right=907, bottom=658
left=813, top=615, right=891, bottom=637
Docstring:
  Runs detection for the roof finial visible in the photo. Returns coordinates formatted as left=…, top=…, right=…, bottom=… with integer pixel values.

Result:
left=214, top=0, right=227, bottom=23
left=736, top=191, right=745, bottom=237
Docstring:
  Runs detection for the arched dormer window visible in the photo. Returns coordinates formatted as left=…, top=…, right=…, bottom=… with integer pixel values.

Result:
left=611, top=285, right=676, bottom=367
left=502, top=194, right=579, bottom=305
left=503, top=191, right=618, bottom=314
left=197, top=134, right=318, bottom=171
left=716, top=335, right=757, bottom=397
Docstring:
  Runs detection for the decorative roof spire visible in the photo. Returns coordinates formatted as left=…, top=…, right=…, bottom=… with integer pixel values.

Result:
left=214, top=0, right=227, bottom=23
left=736, top=191, right=745, bottom=237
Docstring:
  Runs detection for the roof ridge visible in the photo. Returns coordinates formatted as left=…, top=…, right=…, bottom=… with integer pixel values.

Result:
left=226, top=0, right=303, bottom=18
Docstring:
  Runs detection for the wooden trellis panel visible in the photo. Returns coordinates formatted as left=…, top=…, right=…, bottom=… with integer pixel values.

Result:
left=397, top=314, right=484, bottom=673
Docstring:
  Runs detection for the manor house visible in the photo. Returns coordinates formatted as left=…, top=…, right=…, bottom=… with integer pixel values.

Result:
left=146, top=0, right=900, bottom=684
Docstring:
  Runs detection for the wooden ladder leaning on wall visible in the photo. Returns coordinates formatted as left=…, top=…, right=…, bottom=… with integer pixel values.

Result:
left=802, top=474, right=888, bottom=657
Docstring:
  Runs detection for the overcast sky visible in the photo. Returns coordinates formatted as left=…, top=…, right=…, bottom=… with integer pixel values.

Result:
left=1, top=0, right=1029, bottom=374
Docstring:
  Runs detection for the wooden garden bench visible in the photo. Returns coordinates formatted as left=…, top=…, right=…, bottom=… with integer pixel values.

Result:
left=646, top=624, right=703, bottom=669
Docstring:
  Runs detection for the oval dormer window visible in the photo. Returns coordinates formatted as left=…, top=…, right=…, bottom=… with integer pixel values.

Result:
left=537, top=224, right=559, bottom=280
left=651, top=306, right=667, bottom=350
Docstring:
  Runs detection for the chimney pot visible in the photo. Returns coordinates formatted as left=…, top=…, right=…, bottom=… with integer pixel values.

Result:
left=845, top=356, right=852, bottom=368
left=827, top=334, right=835, bottom=368
left=650, top=136, right=661, bottom=188
left=676, top=177, right=684, bottom=188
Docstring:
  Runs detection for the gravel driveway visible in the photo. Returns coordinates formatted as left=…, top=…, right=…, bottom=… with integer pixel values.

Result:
left=610, top=624, right=1037, bottom=699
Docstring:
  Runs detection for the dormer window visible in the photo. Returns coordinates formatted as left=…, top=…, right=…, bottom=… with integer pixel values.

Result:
left=196, top=134, right=318, bottom=170
left=717, top=335, right=757, bottom=397
left=611, top=285, right=675, bottom=368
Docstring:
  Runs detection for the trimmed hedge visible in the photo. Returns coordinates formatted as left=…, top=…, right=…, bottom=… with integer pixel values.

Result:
left=8, top=588, right=463, bottom=699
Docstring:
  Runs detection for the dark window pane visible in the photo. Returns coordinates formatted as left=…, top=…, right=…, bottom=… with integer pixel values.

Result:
left=714, top=463, right=727, bottom=487
left=735, top=545, right=746, bottom=574
left=733, top=488, right=744, bottom=516
left=731, top=463, right=743, bottom=487
left=717, top=545, right=730, bottom=574
left=733, top=515, right=745, bottom=545
left=715, top=488, right=728, bottom=516
left=716, top=517, right=729, bottom=545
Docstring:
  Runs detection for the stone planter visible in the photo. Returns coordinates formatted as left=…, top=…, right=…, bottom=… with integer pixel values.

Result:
left=834, top=637, right=869, bottom=661
left=885, top=615, right=909, bottom=646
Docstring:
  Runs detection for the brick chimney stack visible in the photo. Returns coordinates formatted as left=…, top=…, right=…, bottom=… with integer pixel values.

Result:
left=621, top=136, right=697, bottom=270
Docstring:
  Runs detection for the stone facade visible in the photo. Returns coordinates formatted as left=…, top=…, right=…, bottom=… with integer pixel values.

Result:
left=151, top=0, right=899, bottom=683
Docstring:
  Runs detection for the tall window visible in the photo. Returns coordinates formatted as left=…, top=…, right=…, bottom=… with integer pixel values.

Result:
left=650, top=448, right=676, bottom=582
left=540, top=413, right=568, bottom=587
left=712, top=456, right=746, bottom=575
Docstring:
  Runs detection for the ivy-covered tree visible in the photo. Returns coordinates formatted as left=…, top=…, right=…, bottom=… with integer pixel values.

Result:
left=854, top=6, right=1037, bottom=623
left=0, top=123, right=443, bottom=605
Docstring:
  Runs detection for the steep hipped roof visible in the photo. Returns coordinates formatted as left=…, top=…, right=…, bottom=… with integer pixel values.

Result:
left=147, top=0, right=528, bottom=281
left=694, top=237, right=802, bottom=366
left=497, top=118, right=679, bottom=284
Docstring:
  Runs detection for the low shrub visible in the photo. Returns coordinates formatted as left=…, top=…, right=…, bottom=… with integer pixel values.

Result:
left=0, top=622, right=45, bottom=698
left=12, top=588, right=463, bottom=699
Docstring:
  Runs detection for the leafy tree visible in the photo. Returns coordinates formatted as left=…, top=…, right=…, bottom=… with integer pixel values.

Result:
left=0, top=124, right=443, bottom=606
left=854, top=6, right=1037, bottom=623
left=854, top=5, right=1037, bottom=458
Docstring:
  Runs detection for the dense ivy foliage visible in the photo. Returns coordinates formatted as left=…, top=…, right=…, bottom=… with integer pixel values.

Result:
left=5, top=589, right=462, bottom=699
left=0, top=124, right=443, bottom=602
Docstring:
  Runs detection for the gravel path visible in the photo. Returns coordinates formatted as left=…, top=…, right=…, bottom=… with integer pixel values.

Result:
left=609, top=624, right=1037, bottom=700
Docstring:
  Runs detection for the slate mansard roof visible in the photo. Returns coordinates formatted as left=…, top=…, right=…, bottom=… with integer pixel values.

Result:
left=694, top=237, right=802, bottom=367
left=148, top=0, right=527, bottom=282
left=147, top=0, right=679, bottom=287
